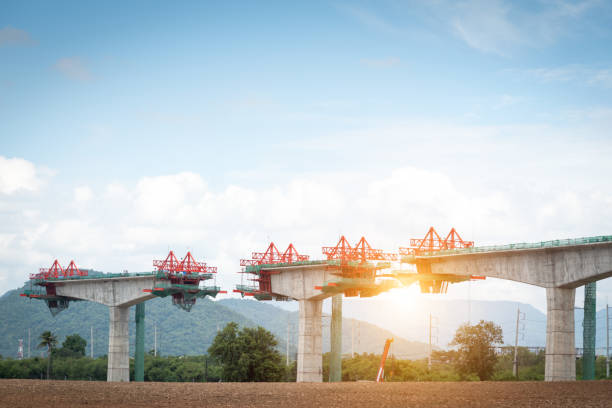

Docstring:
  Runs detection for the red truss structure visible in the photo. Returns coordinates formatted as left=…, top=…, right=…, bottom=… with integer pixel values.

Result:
left=322, top=236, right=353, bottom=261
left=240, top=242, right=310, bottom=267
left=240, top=242, right=282, bottom=266
left=64, top=260, right=87, bottom=277
left=398, top=227, right=478, bottom=294
left=39, top=260, right=63, bottom=279
left=443, top=228, right=474, bottom=250
left=281, top=243, right=310, bottom=263
left=399, top=227, right=474, bottom=255
left=153, top=250, right=217, bottom=278
left=30, top=259, right=88, bottom=280
left=153, top=250, right=181, bottom=273
left=322, top=236, right=397, bottom=263
left=238, top=242, right=310, bottom=298
left=177, top=251, right=206, bottom=273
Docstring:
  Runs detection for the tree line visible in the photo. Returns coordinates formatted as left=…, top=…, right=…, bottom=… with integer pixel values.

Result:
left=1, top=320, right=608, bottom=381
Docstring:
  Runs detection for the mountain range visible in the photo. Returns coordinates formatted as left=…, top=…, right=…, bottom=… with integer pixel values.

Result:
left=2, top=283, right=609, bottom=360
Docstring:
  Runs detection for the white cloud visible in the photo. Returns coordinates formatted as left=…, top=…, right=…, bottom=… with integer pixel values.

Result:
left=0, top=156, right=43, bottom=194
left=2, top=121, right=612, bottom=314
left=54, top=57, right=93, bottom=81
left=0, top=26, right=35, bottom=47
left=74, top=186, right=93, bottom=202
left=452, top=0, right=522, bottom=56
left=434, top=0, right=601, bottom=56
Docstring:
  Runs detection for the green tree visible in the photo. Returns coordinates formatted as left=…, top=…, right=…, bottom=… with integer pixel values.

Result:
left=55, top=334, right=87, bottom=358
left=37, top=331, right=58, bottom=379
left=451, top=320, right=503, bottom=381
left=208, top=322, right=241, bottom=381
left=208, top=322, right=284, bottom=382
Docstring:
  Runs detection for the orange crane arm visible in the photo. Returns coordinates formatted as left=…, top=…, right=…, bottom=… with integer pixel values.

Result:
left=376, top=338, right=394, bottom=382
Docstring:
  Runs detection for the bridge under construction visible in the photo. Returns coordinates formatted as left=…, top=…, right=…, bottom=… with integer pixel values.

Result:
left=22, top=228, right=612, bottom=383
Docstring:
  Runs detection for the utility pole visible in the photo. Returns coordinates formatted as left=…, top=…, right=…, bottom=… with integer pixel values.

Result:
left=607, top=303, right=610, bottom=378
left=351, top=319, right=355, bottom=358
left=28, top=328, right=31, bottom=358
left=154, top=324, right=157, bottom=357
left=513, top=307, right=520, bottom=377
left=357, top=321, right=360, bottom=355
left=286, top=318, right=290, bottom=365
left=428, top=313, right=432, bottom=369
left=468, top=280, right=471, bottom=325
left=90, top=326, right=94, bottom=358
left=428, top=313, right=438, bottom=369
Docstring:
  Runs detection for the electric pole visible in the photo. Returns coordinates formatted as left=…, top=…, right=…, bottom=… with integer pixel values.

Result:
left=90, top=326, right=94, bottom=358
left=351, top=319, right=355, bottom=358
left=513, top=306, right=525, bottom=378
left=513, top=307, right=520, bottom=377
left=154, top=324, right=157, bottom=357
left=28, top=328, right=30, bottom=358
left=286, top=318, right=290, bottom=365
left=607, top=303, right=610, bottom=378
left=428, top=313, right=438, bottom=369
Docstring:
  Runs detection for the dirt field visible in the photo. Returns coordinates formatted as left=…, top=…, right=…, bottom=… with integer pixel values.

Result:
left=0, top=379, right=611, bottom=408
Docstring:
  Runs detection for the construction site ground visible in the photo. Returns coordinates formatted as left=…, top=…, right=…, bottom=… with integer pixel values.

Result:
left=1, top=379, right=612, bottom=407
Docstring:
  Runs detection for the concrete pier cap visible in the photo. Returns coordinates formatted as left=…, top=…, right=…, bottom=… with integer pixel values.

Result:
left=52, top=276, right=157, bottom=382
left=269, top=265, right=340, bottom=382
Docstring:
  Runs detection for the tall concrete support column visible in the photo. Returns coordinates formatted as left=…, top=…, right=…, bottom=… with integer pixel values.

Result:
left=108, top=306, right=130, bottom=382
left=134, top=302, right=145, bottom=382
left=583, top=282, right=596, bottom=380
left=329, top=294, right=342, bottom=382
left=545, top=287, right=576, bottom=381
left=297, top=299, right=322, bottom=382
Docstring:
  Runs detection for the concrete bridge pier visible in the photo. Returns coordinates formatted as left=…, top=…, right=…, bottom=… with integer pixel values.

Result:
left=329, top=294, right=342, bottom=382
left=297, top=299, right=323, bottom=382
left=108, top=305, right=130, bottom=382
left=545, top=287, right=576, bottom=381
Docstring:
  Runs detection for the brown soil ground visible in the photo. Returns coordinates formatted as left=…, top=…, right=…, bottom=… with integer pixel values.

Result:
left=0, top=379, right=611, bottom=408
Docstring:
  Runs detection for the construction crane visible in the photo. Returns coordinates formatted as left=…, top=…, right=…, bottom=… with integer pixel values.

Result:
left=376, top=338, right=394, bottom=382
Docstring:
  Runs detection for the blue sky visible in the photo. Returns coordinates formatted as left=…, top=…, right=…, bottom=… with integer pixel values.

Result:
left=2, top=0, right=612, bottom=315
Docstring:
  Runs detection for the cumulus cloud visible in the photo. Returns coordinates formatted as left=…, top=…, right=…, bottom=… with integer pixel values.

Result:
left=0, top=156, right=43, bottom=194
left=54, top=57, right=93, bottom=81
left=2, top=162, right=612, bottom=302
left=0, top=26, right=35, bottom=47
left=74, top=186, right=93, bottom=202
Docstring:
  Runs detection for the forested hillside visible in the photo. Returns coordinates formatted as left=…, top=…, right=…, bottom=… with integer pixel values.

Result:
left=0, top=285, right=430, bottom=360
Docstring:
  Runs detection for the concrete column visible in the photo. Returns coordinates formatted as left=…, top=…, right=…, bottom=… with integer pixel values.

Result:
left=297, top=299, right=322, bottom=382
left=545, top=287, right=576, bottom=381
left=134, top=302, right=145, bottom=382
left=329, top=294, right=342, bottom=382
left=108, top=306, right=130, bottom=382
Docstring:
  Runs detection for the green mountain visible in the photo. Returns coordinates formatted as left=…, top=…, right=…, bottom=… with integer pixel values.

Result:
left=0, top=284, right=430, bottom=360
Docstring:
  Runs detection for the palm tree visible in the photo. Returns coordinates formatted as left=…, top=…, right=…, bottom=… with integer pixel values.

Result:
left=37, top=331, right=57, bottom=380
